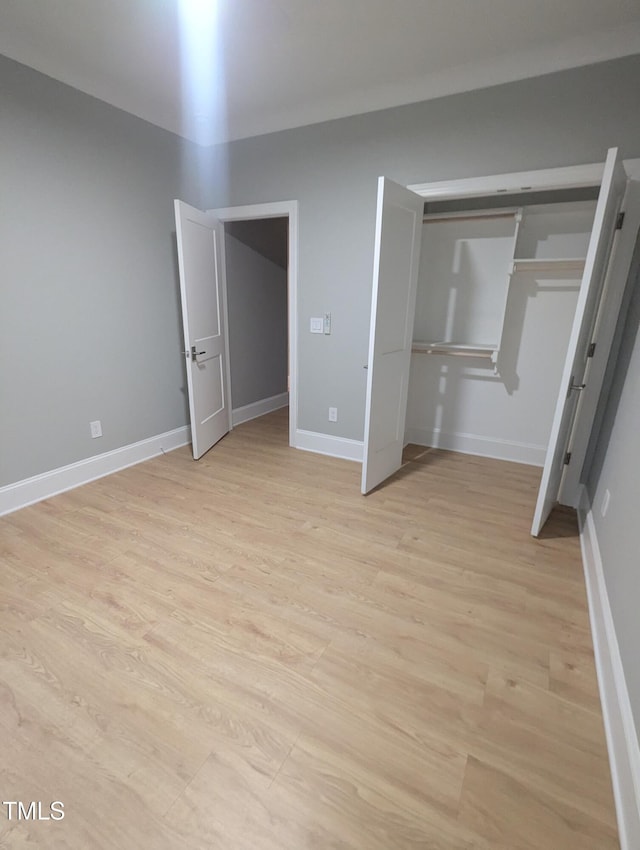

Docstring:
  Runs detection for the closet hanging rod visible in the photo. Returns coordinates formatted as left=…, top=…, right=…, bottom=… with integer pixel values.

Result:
left=423, top=209, right=519, bottom=224
left=411, top=344, right=495, bottom=359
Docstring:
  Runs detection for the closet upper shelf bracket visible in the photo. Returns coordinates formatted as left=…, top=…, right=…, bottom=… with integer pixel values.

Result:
left=411, top=341, right=498, bottom=362
left=510, top=258, right=586, bottom=274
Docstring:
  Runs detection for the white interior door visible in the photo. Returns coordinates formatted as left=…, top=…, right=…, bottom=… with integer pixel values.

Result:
left=362, top=177, right=423, bottom=494
left=531, top=148, right=626, bottom=536
left=174, top=200, right=231, bottom=459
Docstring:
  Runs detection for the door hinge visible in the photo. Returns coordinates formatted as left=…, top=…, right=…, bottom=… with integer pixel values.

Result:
left=564, top=451, right=572, bottom=466
left=587, top=342, right=596, bottom=358
left=616, top=211, right=625, bottom=230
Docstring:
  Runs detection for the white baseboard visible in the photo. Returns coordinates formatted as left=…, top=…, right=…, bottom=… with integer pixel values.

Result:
left=404, top=426, right=545, bottom=466
left=295, top=429, right=363, bottom=462
left=578, top=488, right=640, bottom=850
left=232, top=392, right=289, bottom=427
left=0, top=426, right=191, bottom=517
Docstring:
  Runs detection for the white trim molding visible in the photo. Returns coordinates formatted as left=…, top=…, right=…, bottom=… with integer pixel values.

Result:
left=408, top=161, right=605, bottom=201
left=209, top=200, right=299, bottom=452
left=404, top=427, right=545, bottom=466
left=295, top=429, right=363, bottom=462
left=578, top=488, right=640, bottom=850
left=0, top=426, right=190, bottom=517
left=232, top=392, right=289, bottom=427
left=407, top=156, right=639, bottom=203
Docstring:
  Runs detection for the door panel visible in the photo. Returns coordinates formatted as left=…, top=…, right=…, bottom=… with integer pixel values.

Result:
left=368, top=353, right=407, bottom=458
left=362, top=177, right=423, bottom=494
left=531, top=148, right=626, bottom=536
left=193, top=334, right=219, bottom=363
left=377, top=206, right=421, bottom=351
left=197, top=351, right=225, bottom=421
left=175, top=200, right=230, bottom=460
left=559, top=180, right=640, bottom=506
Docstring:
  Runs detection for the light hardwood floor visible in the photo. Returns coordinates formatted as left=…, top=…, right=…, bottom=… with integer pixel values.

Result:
left=0, top=408, right=618, bottom=849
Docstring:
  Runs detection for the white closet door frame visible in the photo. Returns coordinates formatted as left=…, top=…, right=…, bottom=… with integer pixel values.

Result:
left=408, top=162, right=604, bottom=201
left=407, top=152, right=633, bottom=530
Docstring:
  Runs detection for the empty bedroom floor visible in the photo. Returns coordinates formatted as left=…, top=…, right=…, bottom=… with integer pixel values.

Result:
left=0, top=408, right=618, bottom=849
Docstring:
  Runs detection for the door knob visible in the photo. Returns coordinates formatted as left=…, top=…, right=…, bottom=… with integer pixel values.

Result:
left=191, top=345, right=206, bottom=359
left=569, top=378, right=586, bottom=391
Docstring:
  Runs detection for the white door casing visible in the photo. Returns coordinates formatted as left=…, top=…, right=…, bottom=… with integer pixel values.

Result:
left=362, top=177, right=424, bottom=494
left=174, top=200, right=231, bottom=459
left=531, top=148, right=627, bottom=536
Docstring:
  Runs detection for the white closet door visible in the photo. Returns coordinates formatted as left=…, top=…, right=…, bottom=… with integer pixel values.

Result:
left=174, top=200, right=231, bottom=459
left=531, top=148, right=626, bottom=536
left=362, top=177, right=423, bottom=494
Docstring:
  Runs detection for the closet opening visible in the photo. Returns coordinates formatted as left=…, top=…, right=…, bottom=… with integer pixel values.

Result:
left=362, top=150, right=633, bottom=535
left=209, top=199, right=299, bottom=450
left=408, top=187, right=601, bottom=473
left=222, top=217, right=290, bottom=433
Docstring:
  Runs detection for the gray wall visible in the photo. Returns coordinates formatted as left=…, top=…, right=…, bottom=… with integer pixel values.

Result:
left=0, top=54, right=204, bottom=486
left=224, top=229, right=288, bottom=409
left=3, top=53, right=640, bottom=487
left=588, top=246, right=640, bottom=739
left=200, top=55, right=640, bottom=442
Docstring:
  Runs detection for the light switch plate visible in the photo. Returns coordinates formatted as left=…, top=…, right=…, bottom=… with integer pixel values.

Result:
left=310, top=317, right=323, bottom=333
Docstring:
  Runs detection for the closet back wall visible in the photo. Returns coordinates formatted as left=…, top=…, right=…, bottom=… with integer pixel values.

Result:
left=406, top=200, right=597, bottom=464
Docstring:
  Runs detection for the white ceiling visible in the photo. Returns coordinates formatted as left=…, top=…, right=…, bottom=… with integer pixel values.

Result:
left=1, top=0, right=640, bottom=146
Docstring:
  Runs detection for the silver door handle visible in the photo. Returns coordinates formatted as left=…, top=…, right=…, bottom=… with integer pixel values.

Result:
left=191, top=346, right=205, bottom=358
left=570, top=380, right=586, bottom=391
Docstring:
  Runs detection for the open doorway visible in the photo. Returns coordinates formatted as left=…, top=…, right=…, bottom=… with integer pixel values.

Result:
left=210, top=201, right=298, bottom=447
left=224, top=216, right=289, bottom=429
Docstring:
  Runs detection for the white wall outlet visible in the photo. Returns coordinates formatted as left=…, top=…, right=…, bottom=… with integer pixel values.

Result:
left=328, top=407, right=337, bottom=422
left=310, top=317, right=323, bottom=333
left=601, top=488, right=611, bottom=518
left=90, top=420, right=102, bottom=438
left=323, top=312, right=332, bottom=334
